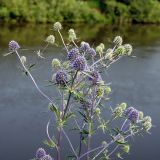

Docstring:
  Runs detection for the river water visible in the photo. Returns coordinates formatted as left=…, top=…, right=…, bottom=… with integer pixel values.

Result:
left=0, top=24, right=160, bottom=160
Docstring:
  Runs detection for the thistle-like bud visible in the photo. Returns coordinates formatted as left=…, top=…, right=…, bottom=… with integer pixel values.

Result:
left=46, top=35, right=55, bottom=45
left=139, top=111, right=144, bottom=120
left=119, top=102, right=127, bottom=110
left=113, top=106, right=124, bottom=118
left=104, top=86, right=111, bottom=95
left=52, top=58, right=61, bottom=68
left=53, top=22, right=62, bottom=31
left=100, top=43, right=105, bottom=50
left=95, top=108, right=101, bottom=115
left=124, top=107, right=135, bottom=117
left=68, top=29, right=77, bottom=41
left=20, top=56, right=27, bottom=64
left=42, top=154, right=53, bottom=160
left=9, top=40, right=20, bottom=52
left=122, top=145, right=130, bottom=153
left=87, top=48, right=97, bottom=57
left=114, top=46, right=125, bottom=55
left=101, top=141, right=107, bottom=147
left=143, top=121, right=152, bottom=132
left=88, top=70, right=102, bottom=85
left=36, top=148, right=46, bottom=159
left=105, top=48, right=113, bottom=59
left=143, top=116, right=152, bottom=123
left=128, top=109, right=139, bottom=123
left=79, top=41, right=90, bottom=53
left=124, top=44, right=132, bottom=56
left=67, top=48, right=79, bottom=61
left=72, top=56, right=87, bottom=71
left=96, top=45, right=103, bottom=54
left=113, top=36, right=123, bottom=46
left=55, top=70, right=68, bottom=85
left=96, top=86, right=104, bottom=98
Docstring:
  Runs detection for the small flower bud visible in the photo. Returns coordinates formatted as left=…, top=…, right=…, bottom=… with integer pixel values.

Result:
left=87, top=48, right=97, bottom=57
left=96, top=86, right=104, bottom=97
left=88, top=70, right=102, bottom=85
left=119, top=102, right=127, bottom=110
left=20, top=56, right=27, bottom=64
left=114, top=46, right=125, bottom=55
left=143, top=121, right=152, bottom=132
left=124, top=44, right=132, bottom=55
left=95, top=108, right=101, bottom=115
left=105, top=48, right=113, bottom=59
left=96, top=45, right=103, bottom=54
left=113, top=106, right=123, bottom=118
left=100, top=43, right=105, bottom=50
left=122, top=145, right=130, bottom=153
left=104, top=86, right=111, bottom=95
left=53, top=22, right=62, bottom=31
left=80, top=41, right=90, bottom=53
left=68, top=29, right=77, bottom=41
left=102, top=141, right=107, bottom=147
left=36, top=148, right=46, bottom=159
left=143, top=116, right=152, bottom=123
left=46, top=35, right=55, bottom=45
left=116, top=135, right=125, bottom=143
left=9, top=40, right=20, bottom=52
left=139, top=111, right=144, bottom=120
left=113, top=36, right=123, bottom=46
left=52, top=58, right=61, bottom=68
left=128, top=109, right=139, bottom=123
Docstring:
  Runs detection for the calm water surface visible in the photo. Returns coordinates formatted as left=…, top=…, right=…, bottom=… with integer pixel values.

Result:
left=0, top=24, right=160, bottom=160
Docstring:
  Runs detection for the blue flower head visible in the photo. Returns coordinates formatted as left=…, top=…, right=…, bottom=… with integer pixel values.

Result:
left=42, top=154, right=53, bottom=160
left=36, top=148, right=46, bottom=159
left=79, top=42, right=90, bottom=53
left=72, top=56, right=87, bottom=71
left=55, top=70, right=68, bottom=85
left=9, top=40, right=20, bottom=52
left=67, top=48, right=79, bottom=61
left=87, top=48, right=97, bottom=57
left=89, top=70, right=102, bottom=85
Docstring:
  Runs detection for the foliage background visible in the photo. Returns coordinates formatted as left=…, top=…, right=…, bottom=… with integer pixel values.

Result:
left=0, top=0, right=160, bottom=24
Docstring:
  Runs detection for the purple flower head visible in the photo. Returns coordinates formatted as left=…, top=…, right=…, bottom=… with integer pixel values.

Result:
left=9, top=40, right=20, bottom=52
left=128, top=109, right=139, bottom=123
left=124, top=107, right=135, bottom=117
left=55, top=70, right=68, bottom=85
left=87, top=48, right=97, bottom=57
left=67, top=48, right=79, bottom=61
left=80, top=42, right=90, bottom=53
left=72, top=56, right=87, bottom=71
left=42, top=154, right=53, bottom=160
left=36, top=148, right=46, bottom=159
left=89, top=70, right=102, bottom=85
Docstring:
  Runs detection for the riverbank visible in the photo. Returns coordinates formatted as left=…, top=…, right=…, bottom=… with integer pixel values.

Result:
left=0, top=0, right=160, bottom=24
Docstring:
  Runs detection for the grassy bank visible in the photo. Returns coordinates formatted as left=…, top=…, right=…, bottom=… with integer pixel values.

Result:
left=0, top=0, right=160, bottom=24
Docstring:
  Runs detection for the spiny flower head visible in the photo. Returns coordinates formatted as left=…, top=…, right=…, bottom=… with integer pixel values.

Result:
left=96, top=45, right=103, bottom=54
left=68, top=28, right=77, bottom=41
left=96, top=86, right=104, bottom=98
left=53, top=22, right=62, bottom=31
left=104, top=86, right=112, bottom=95
left=45, top=35, right=55, bottom=45
left=67, top=48, right=79, bottom=61
left=42, top=154, right=52, bottom=160
left=113, top=36, right=123, bottom=46
left=124, top=44, right=133, bottom=55
left=88, top=70, right=102, bottom=85
left=9, top=40, right=20, bottom=52
left=124, top=107, right=135, bottom=117
left=55, top=70, right=68, bottom=85
left=128, top=109, right=139, bottom=123
left=142, top=120, right=152, bottom=132
left=72, top=56, right=87, bottom=71
left=36, top=148, right=46, bottom=159
left=52, top=58, right=61, bottom=68
left=20, top=56, right=27, bottom=64
left=79, top=41, right=90, bottom=53
left=87, top=48, right=96, bottom=57
left=114, top=45, right=125, bottom=55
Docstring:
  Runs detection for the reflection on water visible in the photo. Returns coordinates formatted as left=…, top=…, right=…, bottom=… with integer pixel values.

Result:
left=0, top=24, right=160, bottom=160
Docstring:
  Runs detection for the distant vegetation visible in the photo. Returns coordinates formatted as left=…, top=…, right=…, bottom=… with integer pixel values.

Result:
left=0, top=0, right=160, bottom=24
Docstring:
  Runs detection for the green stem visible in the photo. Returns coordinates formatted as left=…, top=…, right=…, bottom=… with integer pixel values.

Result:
left=63, top=70, right=78, bottom=118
